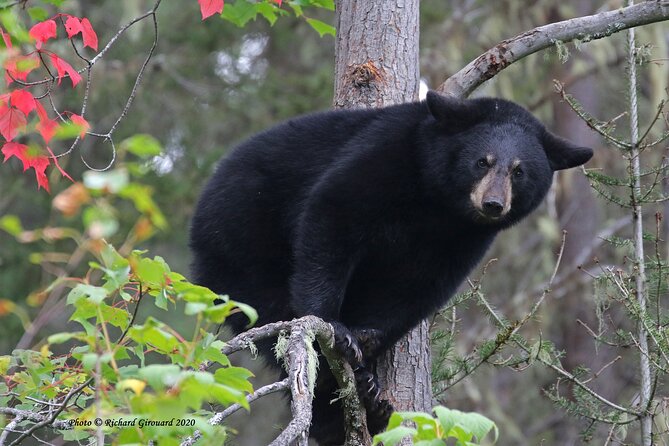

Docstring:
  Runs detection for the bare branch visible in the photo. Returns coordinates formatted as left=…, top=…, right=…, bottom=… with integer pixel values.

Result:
left=0, top=408, right=71, bottom=431
left=0, top=418, right=22, bottom=446
left=203, top=316, right=368, bottom=445
left=180, top=379, right=290, bottom=446
left=438, top=1, right=669, bottom=98
left=7, top=377, right=93, bottom=446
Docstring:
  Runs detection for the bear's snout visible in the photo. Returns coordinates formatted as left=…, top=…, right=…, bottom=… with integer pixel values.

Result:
left=482, top=198, right=504, bottom=218
left=470, top=169, right=512, bottom=220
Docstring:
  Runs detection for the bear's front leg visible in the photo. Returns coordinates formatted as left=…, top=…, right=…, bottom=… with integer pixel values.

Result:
left=290, top=192, right=370, bottom=367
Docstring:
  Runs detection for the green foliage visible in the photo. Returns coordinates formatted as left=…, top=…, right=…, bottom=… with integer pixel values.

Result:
left=219, top=0, right=335, bottom=36
left=373, top=406, right=498, bottom=446
left=3, top=238, right=256, bottom=444
left=304, top=17, right=335, bottom=37
left=0, top=131, right=258, bottom=444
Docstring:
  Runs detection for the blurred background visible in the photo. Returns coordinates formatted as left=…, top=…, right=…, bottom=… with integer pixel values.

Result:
left=1, top=0, right=668, bottom=444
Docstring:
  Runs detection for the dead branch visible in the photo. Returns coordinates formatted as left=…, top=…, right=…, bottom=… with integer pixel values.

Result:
left=197, top=316, right=368, bottom=446
left=439, top=1, right=669, bottom=98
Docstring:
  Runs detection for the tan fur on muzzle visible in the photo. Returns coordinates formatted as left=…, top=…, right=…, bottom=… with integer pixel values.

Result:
left=470, top=169, right=512, bottom=216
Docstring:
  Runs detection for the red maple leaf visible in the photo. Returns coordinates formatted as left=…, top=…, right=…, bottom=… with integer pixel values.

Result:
left=36, top=118, right=59, bottom=144
left=49, top=53, right=82, bottom=87
left=69, top=113, right=90, bottom=138
left=4, top=54, right=40, bottom=85
left=64, top=15, right=83, bottom=38
left=34, top=100, right=48, bottom=122
left=80, top=18, right=98, bottom=51
left=1, top=141, right=30, bottom=170
left=9, top=90, right=36, bottom=116
left=30, top=155, right=50, bottom=192
left=1, top=141, right=56, bottom=192
left=199, top=0, right=224, bottom=20
left=46, top=146, right=73, bottom=182
left=0, top=106, right=27, bottom=141
left=29, top=20, right=57, bottom=49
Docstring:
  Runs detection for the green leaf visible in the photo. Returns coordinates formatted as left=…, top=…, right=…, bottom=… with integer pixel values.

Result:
left=127, top=320, right=180, bottom=355
left=99, top=304, right=131, bottom=330
left=288, top=3, right=303, bottom=16
left=67, top=284, right=108, bottom=305
left=95, top=243, right=131, bottom=290
left=134, top=256, right=168, bottom=287
left=458, top=412, right=498, bottom=443
left=120, top=134, right=163, bottom=158
left=201, top=343, right=231, bottom=367
left=231, top=300, right=258, bottom=327
left=203, top=301, right=237, bottom=323
left=173, top=281, right=218, bottom=303
left=0, top=10, right=30, bottom=43
left=27, top=7, right=49, bottom=22
left=100, top=242, right=129, bottom=271
left=207, top=381, right=249, bottom=409
left=214, top=366, right=254, bottom=394
left=0, top=215, right=22, bottom=236
left=81, top=352, right=113, bottom=371
left=434, top=406, right=457, bottom=434
left=434, top=407, right=498, bottom=444
left=53, top=120, right=88, bottom=140
left=255, top=3, right=279, bottom=25
left=185, top=302, right=208, bottom=315
left=373, top=426, right=417, bottom=446
left=288, top=0, right=334, bottom=10
left=311, top=0, right=335, bottom=10
left=47, top=332, right=83, bottom=345
left=154, top=288, right=169, bottom=310
left=305, top=18, right=335, bottom=37
left=386, top=411, right=405, bottom=430
left=221, top=1, right=258, bottom=27
left=138, top=364, right=181, bottom=391
left=0, top=356, right=12, bottom=375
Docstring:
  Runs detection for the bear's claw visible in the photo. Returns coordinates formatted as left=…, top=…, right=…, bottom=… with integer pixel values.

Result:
left=330, top=321, right=365, bottom=367
left=355, top=367, right=382, bottom=402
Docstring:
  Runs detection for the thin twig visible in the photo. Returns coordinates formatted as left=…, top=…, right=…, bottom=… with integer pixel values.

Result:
left=7, top=377, right=93, bottom=446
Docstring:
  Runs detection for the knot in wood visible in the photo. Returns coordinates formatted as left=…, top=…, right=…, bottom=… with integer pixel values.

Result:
left=350, top=61, right=382, bottom=88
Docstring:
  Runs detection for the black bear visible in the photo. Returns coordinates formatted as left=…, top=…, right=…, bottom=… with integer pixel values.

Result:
left=189, top=91, right=593, bottom=445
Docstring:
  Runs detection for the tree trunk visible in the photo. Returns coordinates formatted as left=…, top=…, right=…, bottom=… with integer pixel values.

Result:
left=333, top=0, right=432, bottom=438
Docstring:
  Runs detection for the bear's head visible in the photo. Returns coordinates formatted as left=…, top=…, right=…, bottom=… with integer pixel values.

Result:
left=420, top=91, right=593, bottom=229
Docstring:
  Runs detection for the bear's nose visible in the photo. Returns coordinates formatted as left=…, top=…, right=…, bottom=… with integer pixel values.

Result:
left=482, top=198, right=504, bottom=218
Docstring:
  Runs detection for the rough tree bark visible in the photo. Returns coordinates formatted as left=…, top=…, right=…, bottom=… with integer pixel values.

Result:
left=333, top=0, right=433, bottom=436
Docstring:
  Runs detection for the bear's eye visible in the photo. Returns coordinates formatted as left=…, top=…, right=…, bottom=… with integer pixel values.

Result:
left=514, top=167, right=524, bottom=178
left=476, top=158, right=488, bottom=169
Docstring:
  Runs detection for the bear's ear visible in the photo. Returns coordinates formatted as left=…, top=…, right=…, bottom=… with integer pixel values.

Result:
left=543, top=131, right=594, bottom=171
left=425, top=91, right=481, bottom=129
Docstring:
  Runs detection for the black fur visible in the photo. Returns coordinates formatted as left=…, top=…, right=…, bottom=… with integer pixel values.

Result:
left=189, top=91, right=593, bottom=445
